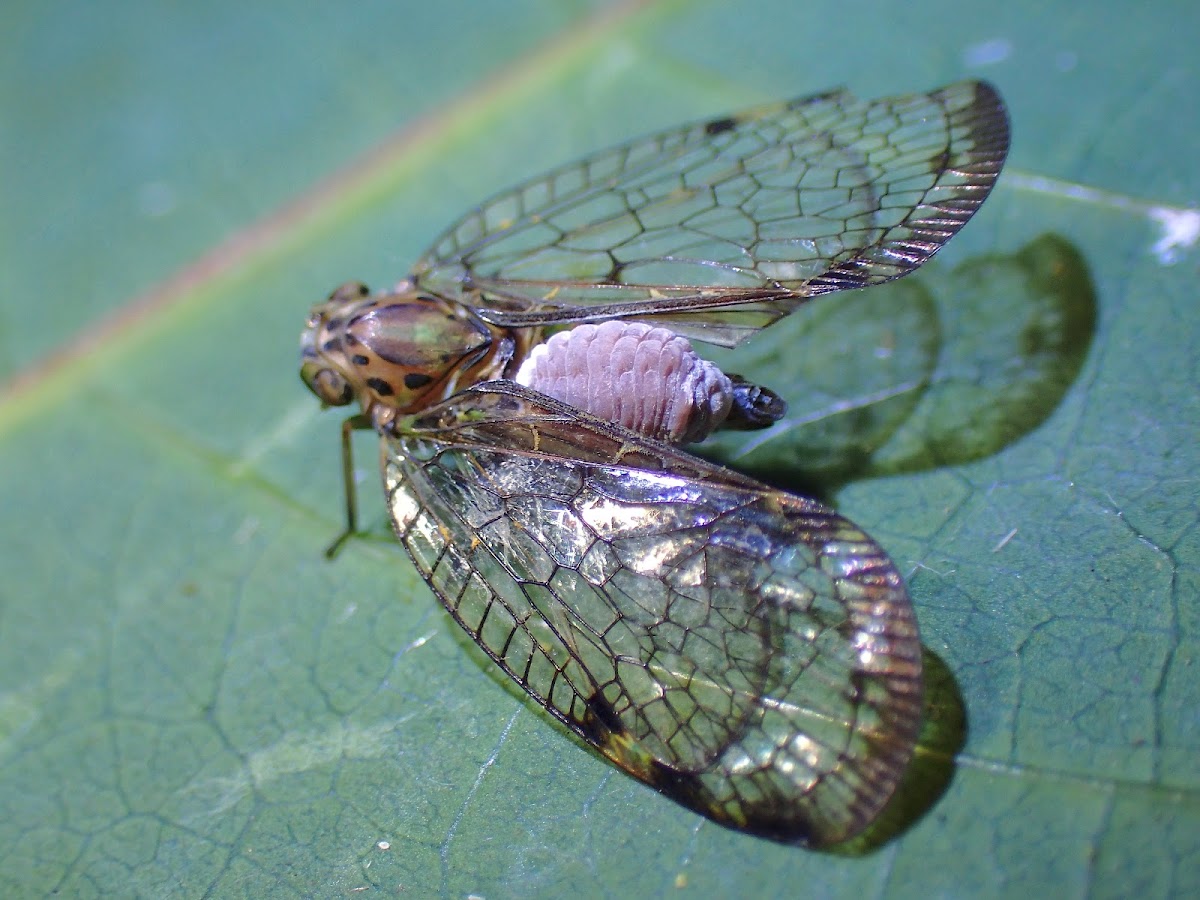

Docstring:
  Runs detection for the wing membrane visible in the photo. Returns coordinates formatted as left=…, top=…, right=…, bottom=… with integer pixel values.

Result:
left=382, top=383, right=921, bottom=846
left=413, top=81, right=1008, bottom=346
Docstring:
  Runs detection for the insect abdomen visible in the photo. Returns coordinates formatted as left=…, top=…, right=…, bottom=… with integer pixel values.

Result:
left=515, top=321, right=733, bottom=444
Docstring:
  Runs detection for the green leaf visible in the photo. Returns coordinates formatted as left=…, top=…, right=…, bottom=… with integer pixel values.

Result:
left=3, top=1, right=1198, bottom=897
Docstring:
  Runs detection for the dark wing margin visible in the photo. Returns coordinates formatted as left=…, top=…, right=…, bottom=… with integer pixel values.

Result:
left=411, top=81, right=1009, bottom=347
left=801, top=80, right=1008, bottom=294
left=382, top=383, right=922, bottom=846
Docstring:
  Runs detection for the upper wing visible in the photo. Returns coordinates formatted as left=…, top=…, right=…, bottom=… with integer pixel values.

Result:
left=412, top=81, right=1008, bottom=346
left=383, top=382, right=922, bottom=846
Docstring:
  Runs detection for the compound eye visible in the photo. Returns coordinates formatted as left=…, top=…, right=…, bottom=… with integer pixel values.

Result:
left=327, top=281, right=371, bottom=303
left=301, top=364, right=354, bottom=406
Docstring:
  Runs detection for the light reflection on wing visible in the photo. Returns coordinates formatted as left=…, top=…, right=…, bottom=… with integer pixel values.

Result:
left=413, top=81, right=1008, bottom=347
left=382, top=383, right=921, bottom=846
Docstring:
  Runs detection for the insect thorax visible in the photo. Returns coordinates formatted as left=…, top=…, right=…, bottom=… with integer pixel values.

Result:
left=300, top=282, right=527, bottom=425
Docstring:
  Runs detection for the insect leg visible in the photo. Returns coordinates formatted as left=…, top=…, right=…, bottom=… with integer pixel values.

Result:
left=325, top=413, right=372, bottom=559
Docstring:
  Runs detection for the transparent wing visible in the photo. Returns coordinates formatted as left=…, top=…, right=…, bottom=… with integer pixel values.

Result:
left=383, top=382, right=922, bottom=846
left=412, top=81, right=1008, bottom=346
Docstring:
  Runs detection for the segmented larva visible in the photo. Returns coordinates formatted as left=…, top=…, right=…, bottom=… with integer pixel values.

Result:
left=515, top=320, right=733, bottom=444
